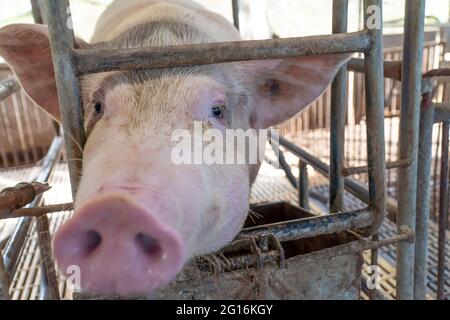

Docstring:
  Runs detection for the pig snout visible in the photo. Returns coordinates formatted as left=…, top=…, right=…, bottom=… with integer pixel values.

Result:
left=52, top=192, right=185, bottom=296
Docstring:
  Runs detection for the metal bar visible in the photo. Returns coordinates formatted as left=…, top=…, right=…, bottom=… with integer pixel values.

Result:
left=275, top=131, right=398, bottom=220
left=330, top=0, right=348, bottom=213
left=298, top=160, right=309, bottom=210
left=231, top=0, right=240, bottom=31
left=2, top=136, right=63, bottom=277
left=0, top=182, right=50, bottom=215
left=2, top=203, right=73, bottom=219
left=241, top=208, right=373, bottom=242
left=44, top=0, right=85, bottom=197
left=75, top=31, right=372, bottom=75
left=347, top=58, right=402, bottom=81
left=0, top=77, right=20, bottom=102
left=342, top=159, right=410, bottom=176
left=437, top=121, right=449, bottom=300
left=36, top=215, right=60, bottom=300
left=30, top=0, right=44, bottom=24
left=433, top=102, right=450, bottom=123
left=0, top=253, right=9, bottom=300
left=369, top=233, right=379, bottom=300
left=396, top=0, right=425, bottom=300
left=414, top=92, right=434, bottom=300
left=277, top=149, right=297, bottom=189
left=423, top=68, right=450, bottom=78
left=363, top=0, right=386, bottom=233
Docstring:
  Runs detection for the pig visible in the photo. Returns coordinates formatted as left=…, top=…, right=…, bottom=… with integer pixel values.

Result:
left=0, top=0, right=348, bottom=296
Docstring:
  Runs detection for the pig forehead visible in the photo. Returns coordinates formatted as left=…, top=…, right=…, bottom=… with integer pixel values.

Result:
left=82, top=70, right=230, bottom=103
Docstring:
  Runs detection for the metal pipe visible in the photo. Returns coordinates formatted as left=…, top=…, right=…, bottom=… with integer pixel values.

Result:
left=437, top=122, right=449, bottom=300
left=274, top=132, right=398, bottom=222
left=278, top=149, right=297, bottom=189
left=44, top=0, right=86, bottom=197
left=231, top=0, right=240, bottom=31
left=396, top=0, right=425, bottom=300
left=433, top=102, right=450, bottom=123
left=36, top=215, right=60, bottom=300
left=342, top=159, right=410, bottom=176
left=0, top=77, right=20, bottom=102
left=0, top=253, right=9, bottom=300
left=363, top=0, right=386, bottom=234
left=30, top=0, right=44, bottom=24
left=75, top=31, right=372, bottom=75
left=298, top=160, right=309, bottom=210
left=241, top=208, right=373, bottom=242
left=414, top=92, right=434, bottom=300
left=2, top=136, right=63, bottom=278
left=330, top=0, right=348, bottom=213
left=347, top=58, right=402, bottom=81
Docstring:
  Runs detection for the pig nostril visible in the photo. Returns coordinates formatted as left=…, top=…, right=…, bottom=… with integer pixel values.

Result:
left=82, top=230, right=102, bottom=254
left=135, top=233, right=161, bottom=256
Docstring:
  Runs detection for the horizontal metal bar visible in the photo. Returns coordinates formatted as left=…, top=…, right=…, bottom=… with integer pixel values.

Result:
left=273, top=131, right=398, bottom=220
left=1, top=202, right=73, bottom=219
left=282, top=225, right=414, bottom=266
left=241, top=208, right=373, bottom=242
left=347, top=58, right=402, bottom=81
left=342, top=159, right=410, bottom=176
left=75, top=31, right=371, bottom=75
left=423, top=68, right=450, bottom=78
left=0, top=77, right=20, bottom=102
left=433, top=102, right=450, bottom=123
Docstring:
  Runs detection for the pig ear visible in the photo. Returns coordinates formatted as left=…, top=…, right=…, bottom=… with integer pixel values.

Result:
left=237, top=54, right=351, bottom=128
left=0, top=24, right=87, bottom=121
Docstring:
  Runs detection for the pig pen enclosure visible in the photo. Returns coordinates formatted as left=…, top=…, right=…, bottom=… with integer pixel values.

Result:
left=0, top=0, right=449, bottom=300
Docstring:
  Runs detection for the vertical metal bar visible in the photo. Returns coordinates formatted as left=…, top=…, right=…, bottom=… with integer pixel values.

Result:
left=298, top=160, right=309, bottom=210
left=36, top=215, right=60, bottom=300
left=30, top=0, right=44, bottom=24
left=44, top=0, right=86, bottom=198
left=414, top=91, right=434, bottom=300
left=437, top=121, right=449, bottom=300
left=330, top=0, right=348, bottom=213
left=396, top=0, right=425, bottom=300
left=0, top=254, right=10, bottom=300
left=363, top=0, right=386, bottom=231
left=232, top=0, right=240, bottom=31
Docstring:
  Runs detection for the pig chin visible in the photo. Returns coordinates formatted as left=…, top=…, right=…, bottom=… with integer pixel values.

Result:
left=52, top=187, right=196, bottom=296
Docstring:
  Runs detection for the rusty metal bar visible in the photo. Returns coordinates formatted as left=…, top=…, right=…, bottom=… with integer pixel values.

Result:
left=363, top=0, right=386, bottom=234
left=423, top=68, right=450, bottom=78
left=347, top=58, right=402, bottom=81
left=1, top=203, right=73, bottom=219
left=278, top=149, right=297, bottom=189
left=2, top=136, right=63, bottom=278
left=75, top=31, right=371, bottom=75
left=396, top=0, right=425, bottom=300
left=44, top=0, right=85, bottom=197
left=342, top=159, right=410, bottom=176
left=36, top=215, right=60, bottom=300
left=0, top=182, right=50, bottom=215
left=298, top=160, right=309, bottom=210
left=231, top=0, right=240, bottom=31
left=0, top=77, right=20, bottom=102
left=242, top=207, right=372, bottom=242
left=414, top=92, right=434, bottom=300
left=437, top=121, right=449, bottom=300
left=330, top=0, right=348, bottom=213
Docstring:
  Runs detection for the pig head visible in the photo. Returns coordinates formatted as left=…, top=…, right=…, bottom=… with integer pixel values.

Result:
left=0, top=0, right=349, bottom=296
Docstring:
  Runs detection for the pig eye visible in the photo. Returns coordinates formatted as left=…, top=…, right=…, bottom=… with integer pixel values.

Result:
left=211, top=105, right=225, bottom=118
left=93, top=101, right=103, bottom=114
